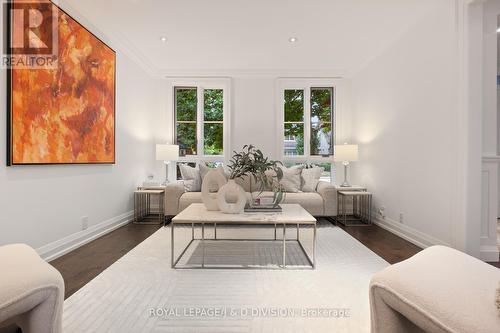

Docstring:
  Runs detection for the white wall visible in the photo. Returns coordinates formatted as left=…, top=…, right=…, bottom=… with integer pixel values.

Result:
left=351, top=0, right=458, bottom=248
left=231, top=77, right=278, bottom=159
left=0, top=3, right=159, bottom=260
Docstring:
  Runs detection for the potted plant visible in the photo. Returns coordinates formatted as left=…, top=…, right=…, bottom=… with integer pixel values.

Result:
left=227, top=145, right=285, bottom=208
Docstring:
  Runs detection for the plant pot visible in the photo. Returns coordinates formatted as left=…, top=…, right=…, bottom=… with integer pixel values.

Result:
left=217, top=179, right=247, bottom=214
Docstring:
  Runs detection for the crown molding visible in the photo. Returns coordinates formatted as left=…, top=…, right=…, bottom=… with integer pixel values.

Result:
left=161, top=68, right=348, bottom=78
left=464, top=0, right=488, bottom=4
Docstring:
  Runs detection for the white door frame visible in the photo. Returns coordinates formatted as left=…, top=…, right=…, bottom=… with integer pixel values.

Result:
left=454, top=0, right=499, bottom=261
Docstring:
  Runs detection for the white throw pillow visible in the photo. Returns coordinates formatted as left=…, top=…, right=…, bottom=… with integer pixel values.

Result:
left=301, top=167, right=324, bottom=192
left=278, top=165, right=303, bottom=193
left=199, top=163, right=227, bottom=191
left=179, top=163, right=201, bottom=192
left=199, top=163, right=226, bottom=180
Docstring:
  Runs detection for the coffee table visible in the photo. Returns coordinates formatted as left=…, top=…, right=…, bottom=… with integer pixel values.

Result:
left=171, top=203, right=317, bottom=269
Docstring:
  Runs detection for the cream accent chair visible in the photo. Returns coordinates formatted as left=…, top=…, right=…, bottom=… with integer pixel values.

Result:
left=369, top=245, right=500, bottom=333
left=0, top=244, right=64, bottom=333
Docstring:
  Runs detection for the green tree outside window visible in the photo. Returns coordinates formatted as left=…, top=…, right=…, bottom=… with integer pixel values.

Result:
left=175, top=87, right=224, bottom=156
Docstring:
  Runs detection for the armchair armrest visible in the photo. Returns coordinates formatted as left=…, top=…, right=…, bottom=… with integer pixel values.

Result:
left=316, top=181, right=337, bottom=216
left=164, top=181, right=185, bottom=216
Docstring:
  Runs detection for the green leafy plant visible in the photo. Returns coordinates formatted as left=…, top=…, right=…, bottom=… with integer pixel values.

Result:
left=227, top=145, right=285, bottom=206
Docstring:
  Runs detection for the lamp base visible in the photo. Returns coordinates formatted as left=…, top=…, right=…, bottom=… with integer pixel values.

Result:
left=340, top=162, right=351, bottom=187
left=163, top=161, right=171, bottom=185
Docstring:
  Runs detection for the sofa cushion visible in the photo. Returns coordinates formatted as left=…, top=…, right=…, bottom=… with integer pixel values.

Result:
left=282, top=192, right=323, bottom=216
left=178, top=188, right=328, bottom=217
left=180, top=192, right=253, bottom=212
left=255, top=191, right=324, bottom=216
left=233, top=175, right=264, bottom=192
left=179, top=192, right=203, bottom=212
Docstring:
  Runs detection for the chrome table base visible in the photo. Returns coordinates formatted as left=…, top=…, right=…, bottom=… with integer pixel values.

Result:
left=171, top=222, right=316, bottom=270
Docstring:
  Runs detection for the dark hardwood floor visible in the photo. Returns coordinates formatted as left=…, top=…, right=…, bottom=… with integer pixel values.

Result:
left=337, top=223, right=422, bottom=264
left=50, top=223, right=161, bottom=299
left=488, top=259, right=500, bottom=268
left=49, top=220, right=423, bottom=299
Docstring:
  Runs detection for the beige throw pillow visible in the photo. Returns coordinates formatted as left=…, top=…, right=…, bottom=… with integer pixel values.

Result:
left=301, top=167, right=324, bottom=192
left=278, top=165, right=303, bottom=193
left=179, top=163, right=201, bottom=192
left=199, top=163, right=226, bottom=180
left=199, top=163, right=227, bottom=192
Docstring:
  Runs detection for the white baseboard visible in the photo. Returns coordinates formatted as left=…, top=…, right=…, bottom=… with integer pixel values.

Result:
left=37, top=211, right=134, bottom=262
left=480, top=245, right=500, bottom=262
left=373, top=216, right=451, bottom=249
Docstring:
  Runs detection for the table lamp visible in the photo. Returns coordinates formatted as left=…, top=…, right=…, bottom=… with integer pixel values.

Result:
left=334, top=143, right=358, bottom=187
left=156, top=144, right=179, bottom=185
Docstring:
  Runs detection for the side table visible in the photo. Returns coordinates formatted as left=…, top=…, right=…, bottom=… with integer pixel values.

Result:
left=337, top=190, right=373, bottom=226
left=333, top=185, right=367, bottom=191
left=134, top=189, right=165, bottom=225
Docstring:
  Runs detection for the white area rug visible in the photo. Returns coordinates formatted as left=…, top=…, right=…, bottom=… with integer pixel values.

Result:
left=62, top=221, right=389, bottom=332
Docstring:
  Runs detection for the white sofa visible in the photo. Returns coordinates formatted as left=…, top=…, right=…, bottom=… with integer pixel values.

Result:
left=369, top=245, right=500, bottom=333
left=164, top=176, right=337, bottom=218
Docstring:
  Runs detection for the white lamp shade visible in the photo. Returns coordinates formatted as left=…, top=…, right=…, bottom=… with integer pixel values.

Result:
left=156, top=144, right=179, bottom=161
left=334, top=144, right=359, bottom=162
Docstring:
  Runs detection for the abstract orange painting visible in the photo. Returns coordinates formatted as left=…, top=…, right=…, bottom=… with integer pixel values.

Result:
left=7, top=0, right=116, bottom=165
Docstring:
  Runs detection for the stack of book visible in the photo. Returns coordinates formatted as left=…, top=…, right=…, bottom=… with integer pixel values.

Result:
left=244, top=196, right=282, bottom=212
left=244, top=205, right=282, bottom=213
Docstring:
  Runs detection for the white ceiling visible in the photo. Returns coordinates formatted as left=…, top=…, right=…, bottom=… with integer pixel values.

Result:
left=63, top=0, right=440, bottom=77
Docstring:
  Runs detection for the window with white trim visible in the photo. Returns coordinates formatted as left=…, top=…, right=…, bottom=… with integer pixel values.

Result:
left=172, top=80, right=230, bottom=163
left=279, top=80, right=337, bottom=182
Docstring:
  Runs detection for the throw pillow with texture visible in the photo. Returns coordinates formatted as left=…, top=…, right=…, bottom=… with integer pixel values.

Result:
left=199, top=163, right=227, bottom=192
left=278, top=165, right=303, bottom=193
left=179, top=163, right=201, bottom=192
left=199, top=163, right=227, bottom=181
left=301, top=166, right=324, bottom=192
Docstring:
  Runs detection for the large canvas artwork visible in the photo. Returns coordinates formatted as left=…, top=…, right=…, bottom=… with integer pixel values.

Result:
left=7, top=0, right=116, bottom=165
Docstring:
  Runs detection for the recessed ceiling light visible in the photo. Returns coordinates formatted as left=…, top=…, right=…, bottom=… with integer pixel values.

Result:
left=288, top=37, right=298, bottom=43
left=497, top=27, right=500, bottom=33
left=160, top=36, right=168, bottom=42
